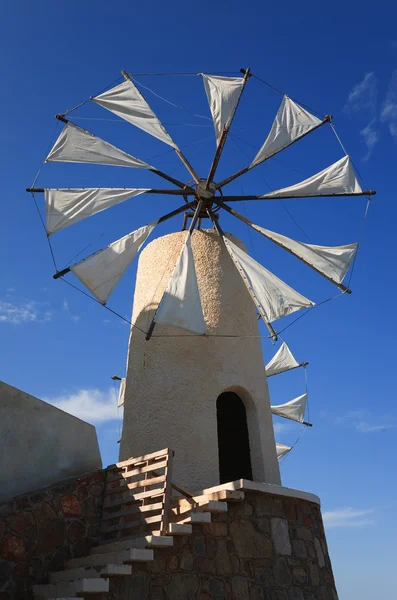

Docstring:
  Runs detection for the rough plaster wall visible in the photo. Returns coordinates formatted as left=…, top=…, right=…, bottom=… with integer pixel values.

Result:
left=120, top=230, right=280, bottom=493
left=0, top=381, right=102, bottom=502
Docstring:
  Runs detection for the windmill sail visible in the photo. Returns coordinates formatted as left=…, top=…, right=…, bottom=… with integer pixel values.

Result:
left=271, top=393, right=308, bottom=424
left=117, top=378, right=126, bottom=408
left=251, top=96, right=322, bottom=167
left=70, top=222, right=156, bottom=304
left=251, top=223, right=358, bottom=285
left=92, top=79, right=178, bottom=149
left=262, top=156, right=362, bottom=198
left=201, top=74, right=245, bottom=144
left=276, top=443, right=291, bottom=460
left=223, top=237, right=314, bottom=323
left=45, top=188, right=149, bottom=236
left=154, top=235, right=206, bottom=335
left=46, top=122, right=151, bottom=168
left=266, top=342, right=300, bottom=377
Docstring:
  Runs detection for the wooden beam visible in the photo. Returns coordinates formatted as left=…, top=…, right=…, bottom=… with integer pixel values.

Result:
left=205, top=67, right=251, bottom=189
left=215, top=200, right=352, bottom=294
left=215, top=115, right=332, bottom=190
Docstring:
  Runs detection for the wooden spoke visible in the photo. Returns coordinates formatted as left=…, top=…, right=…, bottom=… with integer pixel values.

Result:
left=218, top=191, right=376, bottom=201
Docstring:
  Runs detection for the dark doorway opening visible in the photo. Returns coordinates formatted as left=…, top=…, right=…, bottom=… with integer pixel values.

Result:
left=216, top=391, right=253, bottom=484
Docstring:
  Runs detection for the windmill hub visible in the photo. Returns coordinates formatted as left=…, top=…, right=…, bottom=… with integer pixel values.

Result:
left=196, top=180, right=217, bottom=201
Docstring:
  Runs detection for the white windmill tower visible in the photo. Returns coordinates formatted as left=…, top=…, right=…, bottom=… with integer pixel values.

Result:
left=28, top=68, right=375, bottom=493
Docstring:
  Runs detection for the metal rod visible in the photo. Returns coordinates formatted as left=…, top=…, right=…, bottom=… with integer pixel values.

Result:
left=303, top=421, right=313, bottom=427
left=219, top=191, right=376, bottom=201
left=111, top=375, right=122, bottom=381
left=121, top=70, right=200, bottom=184
left=145, top=199, right=203, bottom=342
left=215, top=200, right=352, bottom=294
left=215, top=115, right=332, bottom=190
left=205, top=67, right=251, bottom=189
left=54, top=201, right=194, bottom=281
left=206, top=208, right=278, bottom=341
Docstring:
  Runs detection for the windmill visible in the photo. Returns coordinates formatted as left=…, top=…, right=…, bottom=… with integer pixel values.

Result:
left=27, top=68, right=375, bottom=480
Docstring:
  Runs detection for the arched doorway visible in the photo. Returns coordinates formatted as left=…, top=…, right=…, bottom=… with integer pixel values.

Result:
left=216, top=391, right=253, bottom=484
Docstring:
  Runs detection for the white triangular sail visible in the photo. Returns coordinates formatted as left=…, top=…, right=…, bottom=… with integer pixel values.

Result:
left=92, top=79, right=178, bottom=149
left=262, top=156, right=362, bottom=198
left=271, top=393, right=308, bottom=424
left=201, top=74, right=245, bottom=144
left=251, top=96, right=322, bottom=167
left=276, top=443, right=291, bottom=460
left=46, top=122, right=151, bottom=168
left=266, top=342, right=300, bottom=377
left=154, top=235, right=206, bottom=335
left=45, top=188, right=149, bottom=236
left=251, top=224, right=358, bottom=285
left=223, top=237, right=314, bottom=323
left=117, top=378, right=126, bottom=408
left=71, top=222, right=156, bottom=304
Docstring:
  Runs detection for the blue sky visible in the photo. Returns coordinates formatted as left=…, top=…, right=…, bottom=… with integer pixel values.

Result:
left=1, top=1, right=396, bottom=598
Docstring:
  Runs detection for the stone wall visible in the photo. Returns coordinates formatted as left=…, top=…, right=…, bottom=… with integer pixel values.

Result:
left=0, top=380, right=102, bottom=502
left=110, top=490, right=338, bottom=600
left=0, top=468, right=106, bottom=600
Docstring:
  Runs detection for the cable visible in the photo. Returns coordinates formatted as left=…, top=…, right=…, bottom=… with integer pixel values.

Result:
left=279, top=425, right=310, bottom=465
left=62, top=75, right=124, bottom=116
left=127, top=71, right=241, bottom=77
left=31, top=193, right=58, bottom=271
left=60, top=278, right=148, bottom=335
left=251, top=73, right=325, bottom=119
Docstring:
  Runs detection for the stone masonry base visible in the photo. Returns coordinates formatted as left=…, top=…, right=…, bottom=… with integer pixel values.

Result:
left=109, top=489, right=338, bottom=600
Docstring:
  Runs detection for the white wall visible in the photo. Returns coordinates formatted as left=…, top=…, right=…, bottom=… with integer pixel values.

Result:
left=120, top=230, right=280, bottom=493
left=0, top=381, right=102, bottom=502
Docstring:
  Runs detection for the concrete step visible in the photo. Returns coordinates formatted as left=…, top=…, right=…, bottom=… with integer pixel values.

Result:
left=174, top=499, right=228, bottom=516
left=179, top=512, right=211, bottom=525
left=166, top=523, right=192, bottom=535
left=33, top=577, right=109, bottom=599
left=50, top=564, right=131, bottom=583
left=67, top=548, right=154, bottom=569
left=91, top=535, right=173, bottom=555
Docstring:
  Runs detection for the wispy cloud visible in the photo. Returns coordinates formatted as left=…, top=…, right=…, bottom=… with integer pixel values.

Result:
left=273, top=422, right=291, bottom=434
left=381, top=70, right=397, bottom=138
left=344, top=72, right=377, bottom=113
left=46, top=387, right=121, bottom=424
left=360, top=118, right=380, bottom=160
left=323, top=507, right=375, bottom=529
left=336, top=410, right=394, bottom=433
left=0, top=299, right=52, bottom=325
left=62, top=297, right=81, bottom=323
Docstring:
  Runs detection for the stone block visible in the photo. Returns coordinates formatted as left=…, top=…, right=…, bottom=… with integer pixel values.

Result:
left=210, top=578, right=225, bottom=600
left=193, top=536, right=206, bottom=557
left=309, top=560, right=320, bottom=586
left=292, top=539, right=307, bottom=559
left=288, top=587, right=304, bottom=600
left=216, top=539, right=233, bottom=575
left=61, top=495, right=82, bottom=518
left=231, top=575, right=249, bottom=599
left=203, top=522, right=228, bottom=537
left=206, top=537, right=217, bottom=558
left=314, top=538, right=325, bottom=568
left=168, top=555, right=179, bottom=570
left=271, top=518, right=291, bottom=555
left=295, top=527, right=313, bottom=542
left=230, top=519, right=272, bottom=559
left=38, top=520, right=66, bottom=554
left=292, top=567, right=308, bottom=585
left=197, top=558, right=216, bottom=575
left=66, top=521, right=85, bottom=544
left=0, top=535, right=26, bottom=562
left=274, top=557, right=292, bottom=586
left=180, top=549, right=194, bottom=571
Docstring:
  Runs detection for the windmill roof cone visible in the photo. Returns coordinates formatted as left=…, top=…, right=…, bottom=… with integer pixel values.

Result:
left=120, top=229, right=281, bottom=492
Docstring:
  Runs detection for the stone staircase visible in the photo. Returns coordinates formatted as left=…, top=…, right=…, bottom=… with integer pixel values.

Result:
left=32, top=448, right=244, bottom=599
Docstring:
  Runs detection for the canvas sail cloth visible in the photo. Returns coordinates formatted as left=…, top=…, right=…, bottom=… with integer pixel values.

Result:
left=223, top=237, right=314, bottom=324
left=154, top=235, right=206, bottom=335
left=70, top=222, right=156, bottom=304
left=92, top=79, right=178, bottom=149
left=266, top=342, right=300, bottom=377
left=45, top=188, right=149, bottom=236
left=201, top=74, right=245, bottom=144
left=251, top=223, right=358, bottom=285
left=276, top=443, right=291, bottom=460
left=46, top=122, right=151, bottom=168
left=251, top=96, right=322, bottom=167
left=262, top=156, right=362, bottom=198
left=271, top=393, right=308, bottom=424
left=117, top=378, right=126, bottom=408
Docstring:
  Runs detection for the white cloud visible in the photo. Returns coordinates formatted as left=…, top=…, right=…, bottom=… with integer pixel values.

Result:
left=344, top=72, right=377, bottom=113
left=62, top=296, right=80, bottom=323
left=0, top=299, right=52, bottom=325
left=63, top=298, right=69, bottom=311
left=323, top=507, right=375, bottom=529
left=46, top=387, right=121, bottom=424
left=360, top=118, right=379, bottom=160
left=336, top=410, right=394, bottom=433
left=273, top=422, right=290, bottom=434
left=381, top=70, right=397, bottom=138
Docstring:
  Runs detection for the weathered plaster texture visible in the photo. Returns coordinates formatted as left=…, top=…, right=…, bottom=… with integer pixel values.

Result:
left=0, top=381, right=102, bottom=502
left=109, top=490, right=338, bottom=600
left=0, top=468, right=106, bottom=600
left=120, top=230, right=280, bottom=492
